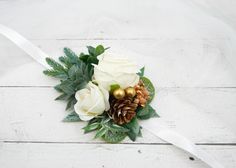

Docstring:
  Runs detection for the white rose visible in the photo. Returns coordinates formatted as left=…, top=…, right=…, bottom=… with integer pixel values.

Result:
left=93, top=53, right=140, bottom=90
left=74, top=82, right=109, bottom=121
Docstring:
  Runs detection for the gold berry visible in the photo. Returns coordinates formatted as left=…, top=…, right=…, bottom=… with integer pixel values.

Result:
left=113, top=88, right=125, bottom=99
left=125, top=87, right=136, bottom=97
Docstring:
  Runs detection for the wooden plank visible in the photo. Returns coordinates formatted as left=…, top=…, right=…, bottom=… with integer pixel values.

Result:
left=0, top=39, right=235, bottom=87
left=0, top=0, right=236, bottom=40
left=0, top=87, right=235, bottom=143
left=0, top=143, right=235, bottom=168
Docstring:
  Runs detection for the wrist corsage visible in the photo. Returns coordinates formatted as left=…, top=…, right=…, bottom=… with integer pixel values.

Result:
left=43, top=45, right=158, bottom=143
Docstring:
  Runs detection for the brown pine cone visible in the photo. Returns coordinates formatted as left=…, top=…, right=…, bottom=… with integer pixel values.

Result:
left=134, top=80, right=150, bottom=107
left=108, top=97, right=138, bottom=125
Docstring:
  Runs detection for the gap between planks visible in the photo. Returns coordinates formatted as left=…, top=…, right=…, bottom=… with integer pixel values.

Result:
left=1, top=141, right=236, bottom=146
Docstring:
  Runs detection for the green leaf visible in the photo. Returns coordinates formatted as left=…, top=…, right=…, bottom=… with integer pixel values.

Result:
left=65, top=97, right=77, bottom=111
left=94, top=127, right=107, bottom=139
left=101, top=117, right=111, bottom=124
left=137, top=67, right=145, bottom=77
left=84, top=64, right=94, bottom=81
left=54, top=84, right=63, bottom=92
left=86, top=45, right=105, bottom=57
left=87, top=56, right=98, bottom=64
left=110, top=84, right=120, bottom=92
left=124, top=117, right=141, bottom=141
left=137, top=104, right=159, bottom=120
left=87, top=46, right=96, bottom=56
left=87, top=116, right=128, bottom=142
left=79, top=54, right=90, bottom=62
left=83, top=122, right=100, bottom=133
left=141, top=76, right=155, bottom=103
left=63, top=111, right=81, bottom=122
left=103, top=130, right=127, bottom=143
left=83, top=123, right=100, bottom=133
left=110, top=123, right=129, bottom=132
left=55, top=93, right=71, bottom=100
left=95, top=45, right=105, bottom=56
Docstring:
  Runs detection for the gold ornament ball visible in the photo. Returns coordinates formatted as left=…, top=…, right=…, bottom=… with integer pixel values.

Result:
left=125, top=87, right=136, bottom=97
left=113, top=88, right=125, bottom=99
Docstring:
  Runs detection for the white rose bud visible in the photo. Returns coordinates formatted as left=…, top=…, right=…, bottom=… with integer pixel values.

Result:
left=93, top=53, right=140, bottom=90
left=74, top=82, right=109, bottom=121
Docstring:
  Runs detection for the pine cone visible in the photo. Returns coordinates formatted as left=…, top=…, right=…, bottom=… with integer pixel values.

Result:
left=134, top=80, right=150, bottom=107
left=108, top=97, right=138, bottom=125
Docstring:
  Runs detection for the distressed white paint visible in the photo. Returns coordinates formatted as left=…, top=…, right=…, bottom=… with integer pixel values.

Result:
left=0, top=0, right=236, bottom=167
left=0, top=88, right=235, bottom=143
left=0, top=143, right=236, bottom=168
left=0, top=39, right=236, bottom=87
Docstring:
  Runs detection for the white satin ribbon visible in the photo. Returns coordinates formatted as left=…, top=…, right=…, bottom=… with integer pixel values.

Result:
left=141, top=118, right=224, bottom=168
left=0, top=24, right=49, bottom=68
left=0, top=24, right=224, bottom=168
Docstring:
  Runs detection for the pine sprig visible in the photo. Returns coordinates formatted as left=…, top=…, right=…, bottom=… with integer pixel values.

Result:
left=43, top=69, right=68, bottom=80
left=45, top=57, right=66, bottom=71
left=43, top=45, right=107, bottom=121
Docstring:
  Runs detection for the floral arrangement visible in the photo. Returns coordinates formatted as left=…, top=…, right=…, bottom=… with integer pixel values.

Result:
left=43, top=45, right=158, bottom=143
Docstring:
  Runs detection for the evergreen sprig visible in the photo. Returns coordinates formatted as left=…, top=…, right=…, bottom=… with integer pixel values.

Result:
left=43, top=45, right=106, bottom=119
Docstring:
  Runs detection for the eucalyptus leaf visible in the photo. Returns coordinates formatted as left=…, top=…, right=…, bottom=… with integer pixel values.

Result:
left=137, top=104, right=159, bottom=120
left=87, top=46, right=96, bottom=56
left=124, top=117, right=141, bottom=141
left=79, top=54, right=89, bottom=62
left=95, top=45, right=105, bottom=56
left=141, top=76, right=155, bottom=103
left=87, top=56, right=98, bottom=64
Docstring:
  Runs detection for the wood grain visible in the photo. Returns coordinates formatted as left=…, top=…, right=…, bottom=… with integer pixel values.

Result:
left=0, top=143, right=236, bottom=168
left=0, top=39, right=235, bottom=87
left=0, top=0, right=236, bottom=167
left=0, top=87, right=235, bottom=143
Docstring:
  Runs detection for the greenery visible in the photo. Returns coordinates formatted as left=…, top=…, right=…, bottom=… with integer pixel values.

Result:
left=43, top=45, right=158, bottom=143
left=110, top=84, right=120, bottom=93
left=124, top=117, right=142, bottom=141
left=83, top=115, right=129, bottom=143
left=137, top=66, right=145, bottom=77
left=63, top=111, right=81, bottom=122
left=43, top=45, right=106, bottom=120
left=137, top=104, right=159, bottom=120
left=141, top=76, right=155, bottom=103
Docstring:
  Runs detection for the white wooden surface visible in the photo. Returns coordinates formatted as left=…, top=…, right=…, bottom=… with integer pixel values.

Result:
left=0, top=0, right=236, bottom=168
